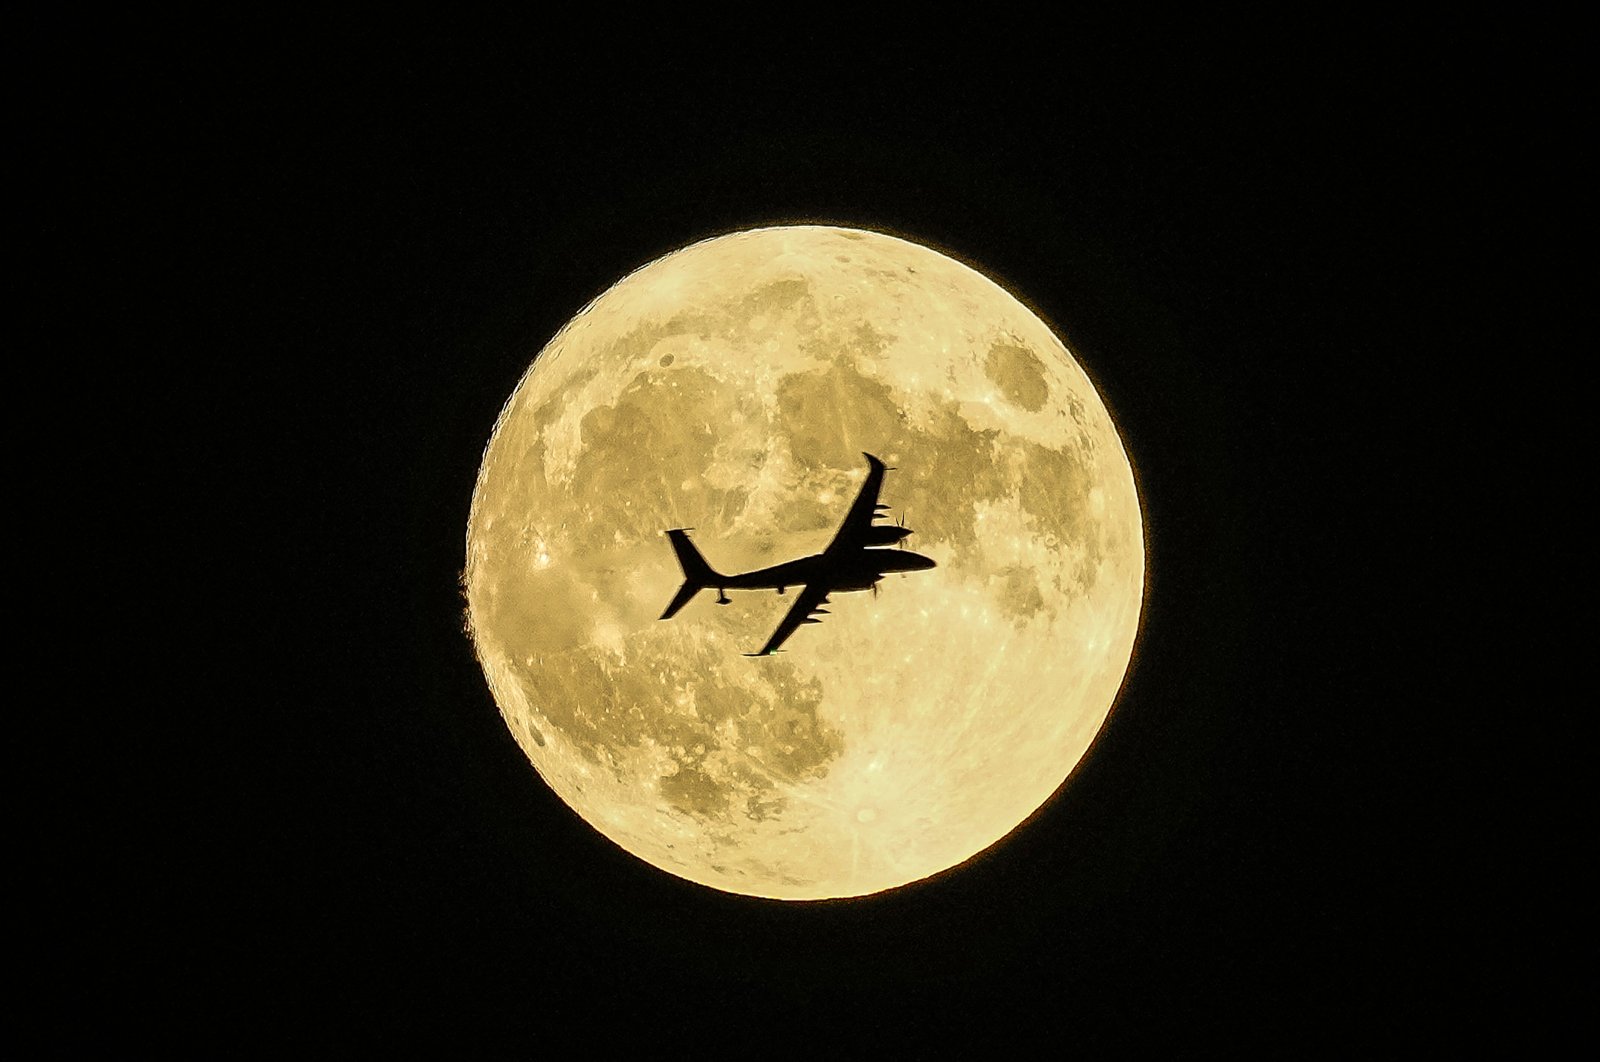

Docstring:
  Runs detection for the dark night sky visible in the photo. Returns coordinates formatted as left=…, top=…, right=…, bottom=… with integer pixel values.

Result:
left=40, top=18, right=1568, bottom=1052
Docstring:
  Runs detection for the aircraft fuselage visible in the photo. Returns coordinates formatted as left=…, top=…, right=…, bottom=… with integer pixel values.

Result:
left=721, top=548, right=936, bottom=595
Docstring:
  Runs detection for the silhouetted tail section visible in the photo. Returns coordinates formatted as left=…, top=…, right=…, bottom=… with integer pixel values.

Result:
left=660, top=529, right=722, bottom=620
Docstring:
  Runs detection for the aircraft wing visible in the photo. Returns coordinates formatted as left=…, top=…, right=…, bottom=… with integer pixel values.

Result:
left=822, top=452, right=889, bottom=556
left=745, top=583, right=831, bottom=656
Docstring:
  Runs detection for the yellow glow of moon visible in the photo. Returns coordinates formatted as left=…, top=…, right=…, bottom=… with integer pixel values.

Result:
left=465, top=226, right=1143, bottom=899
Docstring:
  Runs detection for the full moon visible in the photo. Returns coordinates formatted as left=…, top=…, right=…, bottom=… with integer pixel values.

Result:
left=465, top=226, right=1143, bottom=899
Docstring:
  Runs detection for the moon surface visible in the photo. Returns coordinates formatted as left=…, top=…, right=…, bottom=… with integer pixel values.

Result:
left=465, top=226, right=1143, bottom=899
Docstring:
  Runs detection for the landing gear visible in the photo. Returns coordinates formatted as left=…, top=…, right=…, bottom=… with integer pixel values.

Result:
left=777, top=586, right=786, bottom=595
left=716, top=589, right=731, bottom=605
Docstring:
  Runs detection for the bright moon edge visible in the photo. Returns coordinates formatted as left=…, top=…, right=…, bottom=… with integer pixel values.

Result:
left=465, top=225, right=1144, bottom=900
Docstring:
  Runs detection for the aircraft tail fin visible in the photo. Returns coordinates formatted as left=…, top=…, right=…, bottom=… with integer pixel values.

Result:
left=660, top=529, right=722, bottom=620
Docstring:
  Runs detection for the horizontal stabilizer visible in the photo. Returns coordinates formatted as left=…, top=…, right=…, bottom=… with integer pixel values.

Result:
left=660, top=581, right=701, bottom=620
left=666, top=528, right=720, bottom=583
left=661, top=528, right=724, bottom=621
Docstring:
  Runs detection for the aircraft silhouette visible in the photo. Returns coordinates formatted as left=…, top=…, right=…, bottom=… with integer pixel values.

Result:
left=660, top=453, right=937, bottom=656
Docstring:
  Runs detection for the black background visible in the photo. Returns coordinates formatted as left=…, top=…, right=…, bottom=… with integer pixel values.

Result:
left=42, top=17, right=1567, bottom=1052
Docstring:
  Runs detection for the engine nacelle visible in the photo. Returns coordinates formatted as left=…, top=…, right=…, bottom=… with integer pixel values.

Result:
left=863, top=524, right=912, bottom=547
